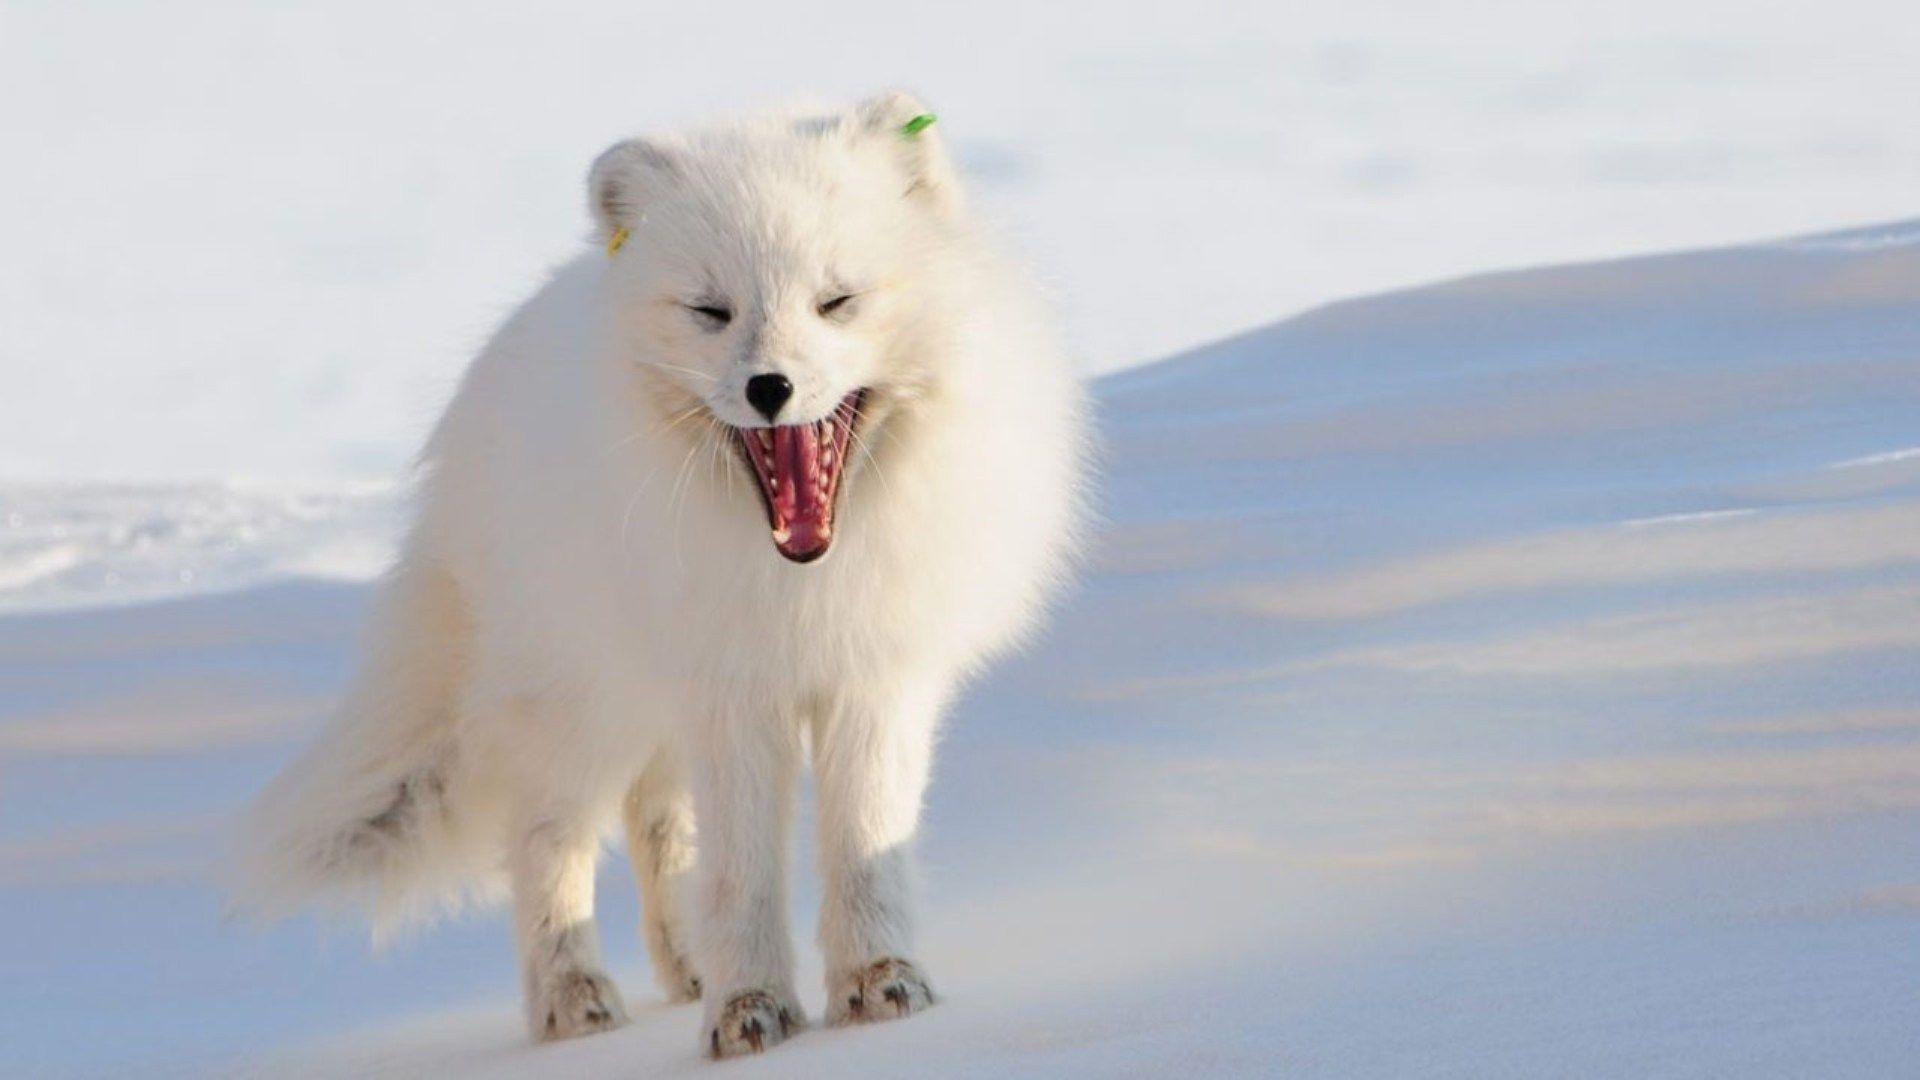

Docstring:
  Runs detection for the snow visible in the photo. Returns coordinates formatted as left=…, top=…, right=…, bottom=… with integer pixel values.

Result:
left=5, top=0, right=1920, bottom=483
left=0, top=484, right=397, bottom=615
left=2, top=219, right=1917, bottom=1077
left=7, top=2, right=1920, bottom=1071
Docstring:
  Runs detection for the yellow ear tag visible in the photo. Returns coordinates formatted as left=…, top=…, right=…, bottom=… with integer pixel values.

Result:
left=606, top=226, right=631, bottom=255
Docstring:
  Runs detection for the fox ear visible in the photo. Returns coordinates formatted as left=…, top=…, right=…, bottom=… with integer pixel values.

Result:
left=588, top=137, right=678, bottom=245
left=853, top=90, right=961, bottom=213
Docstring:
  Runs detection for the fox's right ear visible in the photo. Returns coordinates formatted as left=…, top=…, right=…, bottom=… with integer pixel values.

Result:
left=853, top=90, right=961, bottom=215
left=588, top=138, right=678, bottom=246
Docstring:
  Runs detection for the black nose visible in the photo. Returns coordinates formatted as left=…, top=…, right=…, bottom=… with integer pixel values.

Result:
left=744, top=373, right=793, bottom=423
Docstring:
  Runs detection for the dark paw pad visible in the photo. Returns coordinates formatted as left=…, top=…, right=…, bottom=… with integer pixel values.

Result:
left=532, top=968, right=628, bottom=1042
left=833, top=957, right=935, bottom=1026
left=707, top=989, right=802, bottom=1058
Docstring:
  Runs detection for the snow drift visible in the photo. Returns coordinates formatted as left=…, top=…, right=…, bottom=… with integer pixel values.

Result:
left=2, top=221, right=1918, bottom=1076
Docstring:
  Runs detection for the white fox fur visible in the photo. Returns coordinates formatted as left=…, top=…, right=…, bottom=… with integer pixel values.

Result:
left=232, top=91, right=1087, bottom=1056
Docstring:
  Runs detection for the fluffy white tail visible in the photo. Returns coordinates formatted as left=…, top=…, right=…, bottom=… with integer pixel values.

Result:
left=229, top=556, right=494, bottom=937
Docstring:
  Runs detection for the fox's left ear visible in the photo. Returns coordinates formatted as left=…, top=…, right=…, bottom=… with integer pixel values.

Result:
left=854, top=90, right=961, bottom=214
left=588, top=136, right=679, bottom=249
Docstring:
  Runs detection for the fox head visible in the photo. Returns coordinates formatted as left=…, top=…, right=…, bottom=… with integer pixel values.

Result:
left=589, top=91, right=968, bottom=562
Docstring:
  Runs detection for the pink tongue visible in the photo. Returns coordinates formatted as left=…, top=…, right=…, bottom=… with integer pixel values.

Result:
left=772, top=423, right=830, bottom=555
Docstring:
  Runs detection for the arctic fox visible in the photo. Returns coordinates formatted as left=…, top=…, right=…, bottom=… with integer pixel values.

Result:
left=233, top=91, right=1086, bottom=1057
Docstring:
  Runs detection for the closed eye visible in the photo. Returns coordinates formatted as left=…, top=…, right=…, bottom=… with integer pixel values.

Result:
left=686, top=303, right=732, bottom=328
left=817, top=293, right=857, bottom=319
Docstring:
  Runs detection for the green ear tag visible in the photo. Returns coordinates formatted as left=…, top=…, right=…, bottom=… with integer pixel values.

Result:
left=900, top=113, right=937, bottom=138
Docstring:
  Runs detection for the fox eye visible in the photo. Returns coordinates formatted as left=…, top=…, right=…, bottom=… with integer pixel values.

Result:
left=686, top=303, right=732, bottom=329
left=817, top=293, right=857, bottom=320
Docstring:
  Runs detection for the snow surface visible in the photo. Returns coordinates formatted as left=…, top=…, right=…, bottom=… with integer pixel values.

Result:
left=2, top=221, right=1917, bottom=1077
left=5, top=0, right=1920, bottom=483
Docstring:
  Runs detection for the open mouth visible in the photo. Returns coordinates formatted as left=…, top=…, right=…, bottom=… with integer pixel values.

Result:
left=735, top=390, right=865, bottom=563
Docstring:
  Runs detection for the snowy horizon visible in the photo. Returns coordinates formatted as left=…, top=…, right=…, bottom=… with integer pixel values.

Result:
left=4, top=213, right=1919, bottom=619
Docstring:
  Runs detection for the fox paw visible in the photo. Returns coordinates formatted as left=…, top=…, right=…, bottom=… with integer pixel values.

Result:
left=532, top=967, right=628, bottom=1042
left=706, top=988, right=803, bottom=1058
left=827, top=957, right=935, bottom=1026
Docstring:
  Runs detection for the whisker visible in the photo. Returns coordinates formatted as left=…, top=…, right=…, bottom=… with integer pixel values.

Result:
left=845, top=409, right=892, bottom=501
left=704, top=421, right=724, bottom=495
left=709, top=421, right=739, bottom=503
left=606, top=403, right=707, bottom=456
left=654, top=405, right=708, bottom=437
left=637, top=360, right=718, bottom=383
left=723, top=427, right=738, bottom=501
left=619, top=461, right=667, bottom=569
left=665, top=440, right=701, bottom=573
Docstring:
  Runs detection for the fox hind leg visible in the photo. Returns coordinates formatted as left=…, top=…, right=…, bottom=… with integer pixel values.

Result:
left=511, top=810, right=629, bottom=1041
left=622, top=748, right=702, bottom=1003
